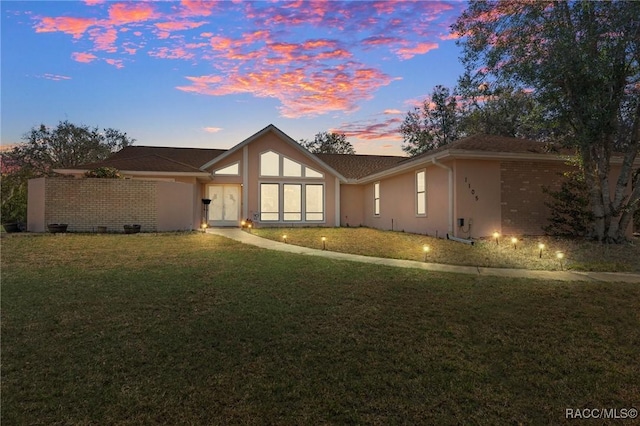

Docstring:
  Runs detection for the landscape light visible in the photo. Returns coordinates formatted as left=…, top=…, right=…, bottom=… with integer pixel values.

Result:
left=321, top=236, right=327, bottom=250
left=493, top=231, right=500, bottom=245
left=511, top=237, right=518, bottom=249
left=282, top=234, right=288, bottom=243
left=538, top=243, right=545, bottom=258
left=423, top=245, right=430, bottom=262
left=241, top=220, right=246, bottom=227
left=556, top=251, right=565, bottom=270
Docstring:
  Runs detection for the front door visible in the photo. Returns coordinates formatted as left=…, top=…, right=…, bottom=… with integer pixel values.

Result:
left=208, top=185, right=241, bottom=226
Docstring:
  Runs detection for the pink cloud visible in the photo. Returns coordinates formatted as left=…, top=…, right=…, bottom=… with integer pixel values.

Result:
left=84, top=0, right=104, bottom=5
left=108, top=3, right=156, bottom=26
left=331, top=117, right=404, bottom=141
left=35, top=16, right=96, bottom=38
left=384, top=109, right=402, bottom=115
left=203, top=127, right=223, bottom=133
left=395, top=42, right=439, bottom=60
left=89, top=27, right=118, bottom=52
left=179, top=0, right=219, bottom=18
left=149, top=46, right=194, bottom=60
left=104, top=58, right=124, bottom=69
left=71, top=52, right=97, bottom=63
left=155, top=20, right=207, bottom=33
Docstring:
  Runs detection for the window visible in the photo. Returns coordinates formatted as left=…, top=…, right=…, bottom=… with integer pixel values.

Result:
left=283, top=158, right=302, bottom=177
left=416, top=170, right=426, bottom=216
left=260, top=184, right=279, bottom=221
left=214, top=162, right=239, bottom=175
left=283, top=184, right=302, bottom=221
left=305, top=184, right=324, bottom=221
left=374, top=182, right=380, bottom=216
left=304, top=167, right=323, bottom=178
left=260, top=151, right=280, bottom=176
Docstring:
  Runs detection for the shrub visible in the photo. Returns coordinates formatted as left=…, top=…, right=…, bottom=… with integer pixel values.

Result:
left=542, top=170, right=593, bottom=237
left=84, top=167, right=121, bottom=179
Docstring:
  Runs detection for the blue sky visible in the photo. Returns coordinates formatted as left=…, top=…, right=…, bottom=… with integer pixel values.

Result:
left=1, top=0, right=466, bottom=155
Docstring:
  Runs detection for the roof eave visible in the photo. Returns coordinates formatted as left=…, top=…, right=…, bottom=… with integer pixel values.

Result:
left=54, top=169, right=211, bottom=178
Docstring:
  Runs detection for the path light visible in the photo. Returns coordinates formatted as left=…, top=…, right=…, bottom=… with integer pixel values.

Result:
left=282, top=234, right=288, bottom=244
left=423, top=245, right=430, bottom=262
left=247, top=223, right=252, bottom=233
left=201, top=222, right=208, bottom=232
left=511, top=237, right=518, bottom=250
left=321, top=236, right=327, bottom=250
left=241, top=220, right=246, bottom=227
left=556, top=251, right=565, bottom=270
left=493, top=231, right=500, bottom=245
left=538, top=243, right=545, bottom=258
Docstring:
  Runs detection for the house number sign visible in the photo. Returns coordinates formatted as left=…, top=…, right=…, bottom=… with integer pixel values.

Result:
left=464, top=177, right=479, bottom=201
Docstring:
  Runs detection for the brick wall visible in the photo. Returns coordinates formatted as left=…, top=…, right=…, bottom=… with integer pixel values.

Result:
left=500, top=161, right=574, bottom=235
left=44, top=178, right=158, bottom=232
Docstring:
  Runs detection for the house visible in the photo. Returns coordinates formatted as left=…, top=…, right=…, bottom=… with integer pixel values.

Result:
left=28, top=124, right=636, bottom=238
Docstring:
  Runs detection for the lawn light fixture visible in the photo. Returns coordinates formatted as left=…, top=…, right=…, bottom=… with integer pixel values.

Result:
left=282, top=234, right=288, bottom=244
left=556, top=251, right=565, bottom=270
left=423, top=245, right=430, bottom=262
left=493, top=231, right=500, bottom=245
left=321, top=236, right=327, bottom=250
left=241, top=220, right=246, bottom=227
left=511, top=237, right=518, bottom=249
left=247, top=223, right=252, bottom=232
left=538, top=243, right=545, bottom=258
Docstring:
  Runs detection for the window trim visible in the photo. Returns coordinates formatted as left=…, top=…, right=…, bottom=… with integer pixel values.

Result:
left=373, top=181, right=380, bottom=216
left=415, top=169, right=427, bottom=217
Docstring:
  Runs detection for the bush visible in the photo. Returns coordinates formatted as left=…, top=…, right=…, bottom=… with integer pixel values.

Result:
left=542, top=170, right=593, bottom=237
left=84, top=167, right=121, bottom=178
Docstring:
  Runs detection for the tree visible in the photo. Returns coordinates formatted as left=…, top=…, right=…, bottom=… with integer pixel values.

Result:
left=453, top=1, right=640, bottom=243
left=0, top=121, right=134, bottom=223
left=400, top=85, right=460, bottom=156
left=300, top=132, right=355, bottom=154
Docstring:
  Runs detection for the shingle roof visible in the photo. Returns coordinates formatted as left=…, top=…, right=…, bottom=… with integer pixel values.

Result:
left=405, top=134, right=572, bottom=163
left=69, top=146, right=226, bottom=173
left=315, top=153, right=406, bottom=179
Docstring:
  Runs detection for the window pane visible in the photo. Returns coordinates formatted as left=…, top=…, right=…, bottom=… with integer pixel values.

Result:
left=416, top=171, right=425, bottom=192
left=374, top=199, right=380, bottom=215
left=374, top=182, right=380, bottom=198
left=260, top=183, right=279, bottom=221
left=305, top=184, right=323, bottom=221
left=214, top=163, right=239, bottom=175
left=305, top=167, right=323, bottom=178
left=260, top=151, right=280, bottom=176
left=284, top=184, right=301, bottom=221
left=283, top=158, right=302, bottom=177
left=417, top=194, right=426, bottom=215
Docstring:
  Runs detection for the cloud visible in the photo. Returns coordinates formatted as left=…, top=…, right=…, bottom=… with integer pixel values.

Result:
left=39, top=73, right=72, bottom=81
left=331, top=116, right=404, bottom=141
left=104, top=58, right=124, bottom=69
left=35, top=16, right=96, bottom=38
left=84, top=0, right=104, bottom=5
left=107, top=3, right=157, bottom=26
left=203, top=127, right=223, bottom=133
left=72, top=52, right=97, bottom=63
left=384, top=109, right=402, bottom=115
left=394, top=42, right=439, bottom=60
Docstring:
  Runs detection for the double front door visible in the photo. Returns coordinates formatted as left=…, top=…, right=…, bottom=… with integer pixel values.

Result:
left=207, top=185, right=241, bottom=226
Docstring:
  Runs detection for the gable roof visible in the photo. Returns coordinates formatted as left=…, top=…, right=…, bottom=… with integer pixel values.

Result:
left=200, top=124, right=352, bottom=181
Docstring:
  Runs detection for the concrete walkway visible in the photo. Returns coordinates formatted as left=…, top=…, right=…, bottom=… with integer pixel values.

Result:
left=206, top=228, right=640, bottom=283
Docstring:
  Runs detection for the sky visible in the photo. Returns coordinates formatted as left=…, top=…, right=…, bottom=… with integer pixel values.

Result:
left=1, top=0, right=467, bottom=156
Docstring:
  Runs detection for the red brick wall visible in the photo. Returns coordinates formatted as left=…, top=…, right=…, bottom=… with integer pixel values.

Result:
left=44, top=178, right=158, bottom=232
left=500, top=160, right=574, bottom=235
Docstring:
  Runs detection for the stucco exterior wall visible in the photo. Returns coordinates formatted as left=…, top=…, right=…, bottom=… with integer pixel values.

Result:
left=246, top=132, right=339, bottom=227
left=28, top=178, right=196, bottom=232
left=453, top=160, right=502, bottom=238
left=361, top=164, right=451, bottom=236
left=340, top=184, right=364, bottom=227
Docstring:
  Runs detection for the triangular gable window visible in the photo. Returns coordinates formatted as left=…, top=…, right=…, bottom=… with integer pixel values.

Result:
left=260, top=150, right=324, bottom=178
left=214, top=162, right=239, bottom=175
left=283, top=157, right=302, bottom=177
left=305, top=167, right=323, bottom=178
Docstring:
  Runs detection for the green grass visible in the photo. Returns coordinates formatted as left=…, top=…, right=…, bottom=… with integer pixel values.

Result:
left=2, top=234, right=639, bottom=424
left=254, top=227, right=640, bottom=272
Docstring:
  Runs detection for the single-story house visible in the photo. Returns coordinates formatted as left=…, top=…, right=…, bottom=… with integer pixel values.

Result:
left=28, top=124, right=636, bottom=238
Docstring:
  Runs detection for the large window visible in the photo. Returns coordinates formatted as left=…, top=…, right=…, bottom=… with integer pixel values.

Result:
left=305, top=184, right=324, bottom=221
left=283, top=184, right=302, bottom=221
left=260, top=183, right=279, bottom=221
left=260, top=152, right=280, bottom=176
left=373, top=182, right=380, bottom=216
left=259, top=183, right=324, bottom=222
left=416, top=170, right=426, bottom=216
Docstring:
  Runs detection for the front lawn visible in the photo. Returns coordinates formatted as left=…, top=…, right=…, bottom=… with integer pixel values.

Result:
left=2, top=234, right=639, bottom=424
left=254, top=227, right=640, bottom=272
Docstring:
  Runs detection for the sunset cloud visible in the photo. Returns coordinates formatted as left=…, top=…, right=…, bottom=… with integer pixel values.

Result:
left=104, top=58, right=124, bottom=69
left=35, top=16, right=96, bottom=38
left=72, top=52, right=97, bottom=63
left=331, top=116, right=404, bottom=141
left=203, top=127, right=223, bottom=133
left=108, top=3, right=156, bottom=26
